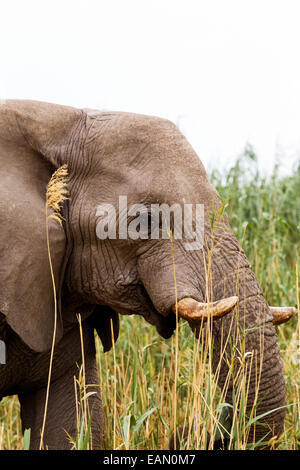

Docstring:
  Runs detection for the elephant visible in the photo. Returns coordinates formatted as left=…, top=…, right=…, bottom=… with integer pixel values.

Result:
left=0, top=99, right=296, bottom=450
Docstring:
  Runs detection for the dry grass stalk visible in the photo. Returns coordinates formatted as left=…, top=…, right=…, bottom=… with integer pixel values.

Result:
left=170, top=230, right=179, bottom=450
left=39, top=164, right=69, bottom=450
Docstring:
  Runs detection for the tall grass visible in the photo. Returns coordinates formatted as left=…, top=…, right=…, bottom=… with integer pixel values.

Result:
left=0, top=151, right=299, bottom=450
left=97, top=150, right=299, bottom=450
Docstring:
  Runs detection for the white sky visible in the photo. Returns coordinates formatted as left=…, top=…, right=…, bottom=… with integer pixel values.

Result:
left=1, top=0, right=300, bottom=175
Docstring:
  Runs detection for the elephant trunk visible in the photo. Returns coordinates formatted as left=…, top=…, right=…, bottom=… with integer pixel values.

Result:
left=138, top=229, right=287, bottom=447
left=192, top=260, right=287, bottom=447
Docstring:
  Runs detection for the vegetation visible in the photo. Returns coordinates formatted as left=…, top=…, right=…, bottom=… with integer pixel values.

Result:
left=0, top=150, right=299, bottom=450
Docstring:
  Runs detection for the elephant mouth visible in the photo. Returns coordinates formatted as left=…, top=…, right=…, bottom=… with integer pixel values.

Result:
left=110, top=266, right=297, bottom=341
left=135, top=284, right=177, bottom=339
left=135, top=285, right=296, bottom=336
left=130, top=283, right=239, bottom=339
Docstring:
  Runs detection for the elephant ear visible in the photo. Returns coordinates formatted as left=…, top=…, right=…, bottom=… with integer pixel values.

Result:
left=0, top=100, right=82, bottom=352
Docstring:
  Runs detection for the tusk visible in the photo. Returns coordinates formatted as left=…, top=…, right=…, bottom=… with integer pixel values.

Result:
left=172, top=296, right=238, bottom=322
left=269, top=306, right=297, bottom=325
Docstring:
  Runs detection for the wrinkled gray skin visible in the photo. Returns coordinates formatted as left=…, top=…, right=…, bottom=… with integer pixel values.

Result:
left=0, top=101, right=286, bottom=449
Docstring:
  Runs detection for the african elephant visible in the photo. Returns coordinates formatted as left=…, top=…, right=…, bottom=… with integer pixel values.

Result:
left=0, top=100, right=296, bottom=450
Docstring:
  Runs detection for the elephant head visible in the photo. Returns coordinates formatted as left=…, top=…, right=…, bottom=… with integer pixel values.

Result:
left=0, top=100, right=296, bottom=448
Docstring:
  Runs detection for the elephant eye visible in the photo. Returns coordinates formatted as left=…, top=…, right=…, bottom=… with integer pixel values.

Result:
left=127, top=208, right=165, bottom=240
left=140, top=211, right=154, bottom=237
left=147, top=209, right=164, bottom=238
left=134, top=210, right=161, bottom=238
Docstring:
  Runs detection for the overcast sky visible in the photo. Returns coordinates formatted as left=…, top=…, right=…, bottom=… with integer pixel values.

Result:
left=1, top=0, right=300, bottom=175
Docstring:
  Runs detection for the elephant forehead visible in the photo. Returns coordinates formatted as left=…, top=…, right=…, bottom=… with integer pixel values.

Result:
left=83, top=112, right=213, bottom=202
left=87, top=110, right=176, bottom=143
left=86, top=111, right=203, bottom=169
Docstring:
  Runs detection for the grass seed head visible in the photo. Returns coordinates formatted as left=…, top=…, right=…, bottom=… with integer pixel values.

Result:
left=46, top=164, right=69, bottom=224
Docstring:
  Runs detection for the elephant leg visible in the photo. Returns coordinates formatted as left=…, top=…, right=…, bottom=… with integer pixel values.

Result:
left=18, top=354, right=103, bottom=450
